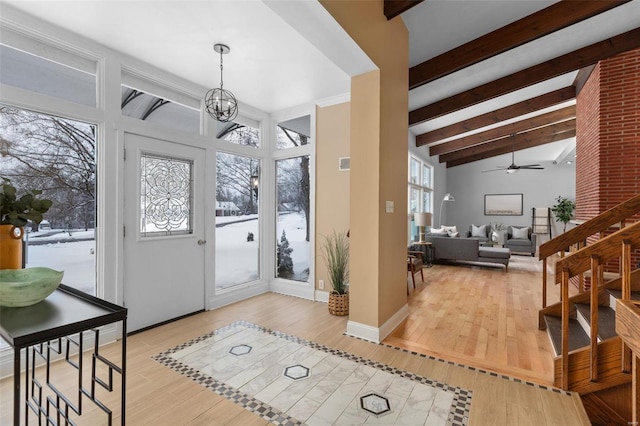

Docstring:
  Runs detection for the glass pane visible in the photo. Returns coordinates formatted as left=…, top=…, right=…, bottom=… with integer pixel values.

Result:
left=276, top=115, right=311, bottom=149
left=121, top=86, right=199, bottom=134
left=140, top=154, right=193, bottom=237
left=409, top=217, right=418, bottom=243
left=422, top=191, right=431, bottom=213
left=409, top=158, right=420, bottom=184
left=0, top=45, right=96, bottom=107
left=422, top=164, right=431, bottom=187
left=215, top=153, right=260, bottom=289
left=275, top=156, right=310, bottom=282
left=409, top=187, right=419, bottom=213
left=0, top=105, right=97, bottom=295
left=216, top=121, right=260, bottom=148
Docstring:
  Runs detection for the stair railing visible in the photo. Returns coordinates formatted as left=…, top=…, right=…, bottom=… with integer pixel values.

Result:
left=539, top=194, right=640, bottom=307
left=556, top=220, right=640, bottom=390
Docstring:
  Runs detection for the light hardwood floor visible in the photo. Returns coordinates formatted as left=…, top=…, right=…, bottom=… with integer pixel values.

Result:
left=0, top=254, right=588, bottom=425
left=391, top=254, right=575, bottom=386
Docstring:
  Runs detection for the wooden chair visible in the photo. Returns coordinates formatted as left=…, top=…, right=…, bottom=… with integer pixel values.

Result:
left=407, top=250, right=425, bottom=294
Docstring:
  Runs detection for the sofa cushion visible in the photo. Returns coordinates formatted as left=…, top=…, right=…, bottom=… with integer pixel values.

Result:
left=507, top=238, right=531, bottom=247
left=479, top=247, right=511, bottom=259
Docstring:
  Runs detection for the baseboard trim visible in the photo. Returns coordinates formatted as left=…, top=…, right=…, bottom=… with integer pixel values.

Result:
left=346, top=303, right=409, bottom=344
left=314, top=290, right=329, bottom=303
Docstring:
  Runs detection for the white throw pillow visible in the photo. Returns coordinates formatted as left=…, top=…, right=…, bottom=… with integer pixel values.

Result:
left=441, top=225, right=457, bottom=234
left=429, top=227, right=447, bottom=235
left=471, top=224, right=486, bottom=238
left=512, top=226, right=530, bottom=239
left=448, top=231, right=460, bottom=238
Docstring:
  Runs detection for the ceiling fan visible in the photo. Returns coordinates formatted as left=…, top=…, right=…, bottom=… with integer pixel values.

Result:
left=482, top=139, right=544, bottom=174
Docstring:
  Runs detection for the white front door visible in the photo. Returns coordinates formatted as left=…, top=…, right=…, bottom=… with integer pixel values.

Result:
left=123, top=133, right=206, bottom=332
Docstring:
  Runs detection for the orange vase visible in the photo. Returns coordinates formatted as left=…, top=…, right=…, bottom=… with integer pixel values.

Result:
left=0, top=224, right=24, bottom=269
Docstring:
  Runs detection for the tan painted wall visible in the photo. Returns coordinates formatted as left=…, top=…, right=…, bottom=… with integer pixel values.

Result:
left=321, top=0, right=409, bottom=327
left=315, top=102, right=351, bottom=291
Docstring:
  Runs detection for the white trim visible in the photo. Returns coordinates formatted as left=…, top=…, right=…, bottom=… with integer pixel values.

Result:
left=316, top=93, right=350, bottom=108
left=314, top=290, right=329, bottom=303
left=270, top=279, right=315, bottom=301
left=207, top=282, right=269, bottom=311
left=379, top=304, right=409, bottom=341
left=346, top=321, right=381, bottom=343
left=346, top=304, right=409, bottom=344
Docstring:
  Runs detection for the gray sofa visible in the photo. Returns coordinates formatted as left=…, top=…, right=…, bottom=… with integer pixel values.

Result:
left=424, top=234, right=510, bottom=270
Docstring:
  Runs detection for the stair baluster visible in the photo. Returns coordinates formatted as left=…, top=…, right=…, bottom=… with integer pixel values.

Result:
left=562, top=266, right=570, bottom=390
left=622, top=240, right=633, bottom=374
left=590, top=254, right=600, bottom=382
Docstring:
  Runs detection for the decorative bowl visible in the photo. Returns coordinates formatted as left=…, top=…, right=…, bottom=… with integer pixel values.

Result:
left=0, top=267, right=64, bottom=307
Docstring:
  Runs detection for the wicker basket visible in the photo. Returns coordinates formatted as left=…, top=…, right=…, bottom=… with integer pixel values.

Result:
left=328, top=292, right=349, bottom=316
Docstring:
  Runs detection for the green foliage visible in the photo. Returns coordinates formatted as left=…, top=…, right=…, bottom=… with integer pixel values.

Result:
left=551, top=196, right=576, bottom=232
left=0, top=179, right=53, bottom=227
left=276, top=229, right=294, bottom=278
left=321, top=230, right=349, bottom=295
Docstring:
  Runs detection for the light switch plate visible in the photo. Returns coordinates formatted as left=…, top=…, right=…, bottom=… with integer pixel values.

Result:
left=385, top=200, right=394, bottom=213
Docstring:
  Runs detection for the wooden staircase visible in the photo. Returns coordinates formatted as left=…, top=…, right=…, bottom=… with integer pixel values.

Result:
left=538, top=194, right=640, bottom=424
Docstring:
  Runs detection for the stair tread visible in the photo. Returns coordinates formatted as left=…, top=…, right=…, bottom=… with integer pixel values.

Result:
left=606, top=289, right=640, bottom=300
left=574, top=303, right=618, bottom=340
left=544, top=314, right=591, bottom=357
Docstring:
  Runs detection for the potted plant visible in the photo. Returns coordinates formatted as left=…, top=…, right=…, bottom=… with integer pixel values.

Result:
left=551, top=195, right=576, bottom=233
left=0, top=179, right=53, bottom=269
left=321, top=230, right=349, bottom=316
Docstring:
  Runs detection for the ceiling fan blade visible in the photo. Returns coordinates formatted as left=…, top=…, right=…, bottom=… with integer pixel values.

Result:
left=519, top=166, right=545, bottom=170
left=518, top=164, right=542, bottom=168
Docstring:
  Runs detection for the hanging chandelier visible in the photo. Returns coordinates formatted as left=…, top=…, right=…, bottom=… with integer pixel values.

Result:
left=205, top=43, right=238, bottom=123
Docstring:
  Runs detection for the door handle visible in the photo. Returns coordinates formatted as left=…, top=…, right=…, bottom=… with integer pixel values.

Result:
left=197, top=239, right=207, bottom=245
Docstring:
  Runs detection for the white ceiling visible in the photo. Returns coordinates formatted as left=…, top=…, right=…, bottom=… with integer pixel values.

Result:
left=1, top=0, right=372, bottom=114
left=2, top=0, right=639, bottom=164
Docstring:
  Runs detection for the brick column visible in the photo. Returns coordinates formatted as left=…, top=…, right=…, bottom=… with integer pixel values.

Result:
left=576, top=47, right=640, bottom=270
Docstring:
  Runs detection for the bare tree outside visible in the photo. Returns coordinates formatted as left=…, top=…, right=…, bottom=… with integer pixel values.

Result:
left=0, top=104, right=97, bottom=295
left=0, top=105, right=96, bottom=231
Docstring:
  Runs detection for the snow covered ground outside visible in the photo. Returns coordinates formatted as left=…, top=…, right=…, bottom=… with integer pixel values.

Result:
left=215, top=212, right=310, bottom=288
left=22, top=212, right=310, bottom=294
left=25, top=230, right=96, bottom=295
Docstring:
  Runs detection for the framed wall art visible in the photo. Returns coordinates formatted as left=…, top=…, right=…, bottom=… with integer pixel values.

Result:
left=484, top=193, right=523, bottom=216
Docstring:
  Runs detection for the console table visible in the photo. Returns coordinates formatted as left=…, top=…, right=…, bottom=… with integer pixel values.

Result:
left=0, top=284, right=127, bottom=425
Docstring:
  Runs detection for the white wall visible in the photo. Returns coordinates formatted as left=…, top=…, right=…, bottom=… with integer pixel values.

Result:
left=445, top=152, right=575, bottom=245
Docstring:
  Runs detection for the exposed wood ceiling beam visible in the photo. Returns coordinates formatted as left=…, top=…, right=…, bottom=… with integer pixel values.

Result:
left=442, top=120, right=576, bottom=167
left=384, top=0, right=424, bottom=20
left=447, top=129, right=576, bottom=168
left=409, top=0, right=629, bottom=90
left=574, top=64, right=596, bottom=95
left=409, top=27, right=640, bottom=126
left=416, top=87, right=575, bottom=146
left=429, top=105, right=576, bottom=156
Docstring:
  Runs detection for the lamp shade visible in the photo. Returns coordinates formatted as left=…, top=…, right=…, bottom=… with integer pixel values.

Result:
left=443, top=193, right=455, bottom=202
left=414, top=212, right=432, bottom=227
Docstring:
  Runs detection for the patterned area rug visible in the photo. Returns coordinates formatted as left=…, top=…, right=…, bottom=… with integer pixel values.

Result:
left=153, top=321, right=471, bottom=425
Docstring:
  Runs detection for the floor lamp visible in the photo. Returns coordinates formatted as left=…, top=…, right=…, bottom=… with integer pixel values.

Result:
left=414, top=212, right=432, bottom=243
left=439, top=193, right=455, bottom=228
